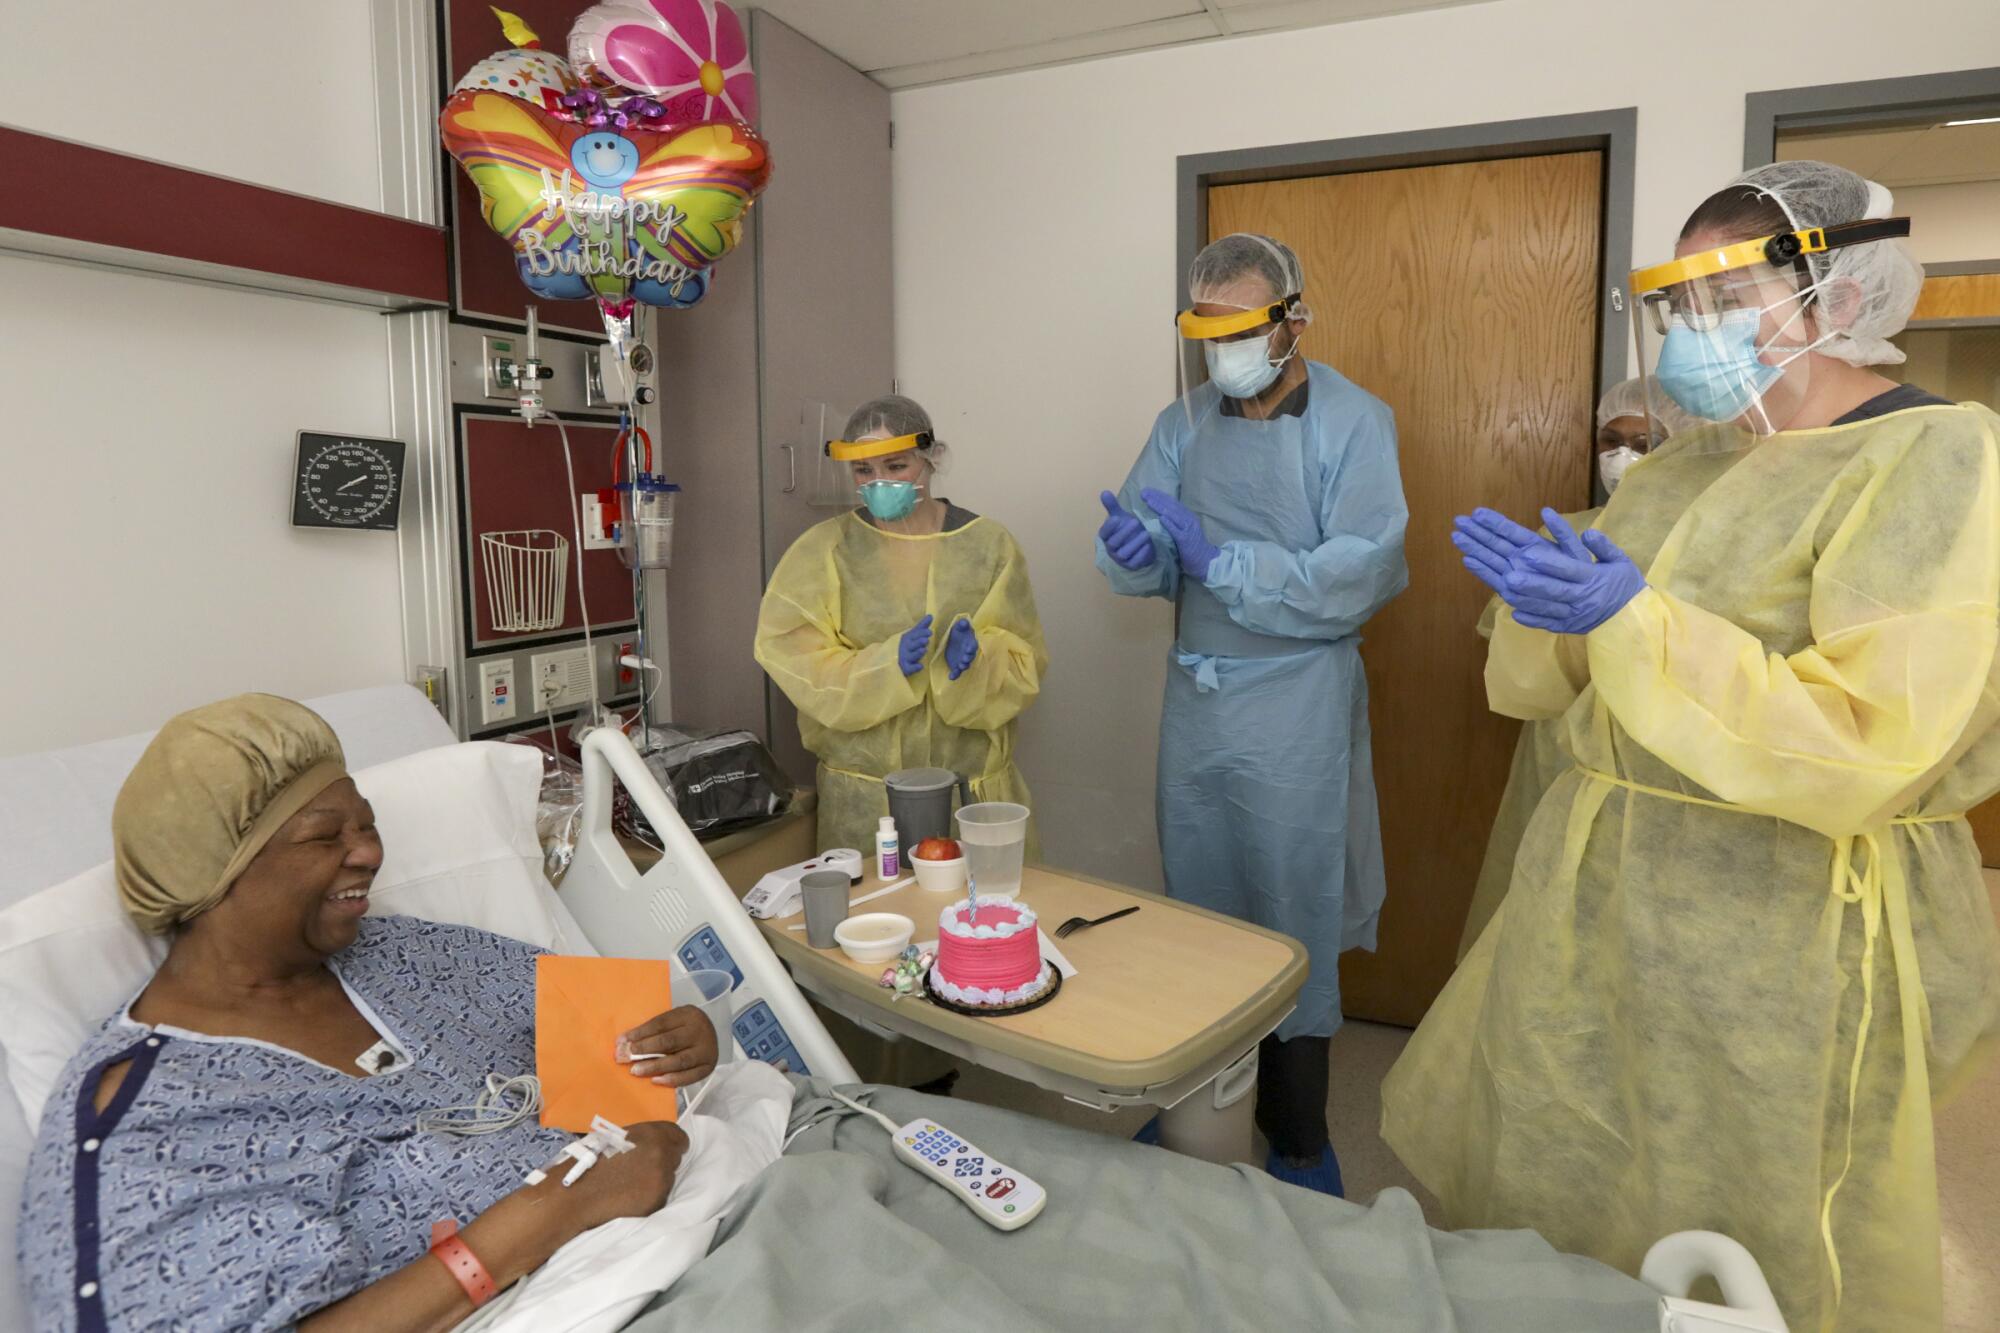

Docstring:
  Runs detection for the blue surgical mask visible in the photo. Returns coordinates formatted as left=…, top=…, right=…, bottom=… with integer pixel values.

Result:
left=1653, top=308, right=1786, bottom=423
left=1204, top=328, right=1292, bottom=399
left=859, top=479, right=920, bottom=521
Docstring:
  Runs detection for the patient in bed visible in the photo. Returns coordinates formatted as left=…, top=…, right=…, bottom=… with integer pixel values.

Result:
left=16, top=695, right=718, bottom=1333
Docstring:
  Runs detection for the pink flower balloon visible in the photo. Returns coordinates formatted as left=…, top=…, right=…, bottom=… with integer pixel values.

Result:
left=568, top=0, right=757, bottom=125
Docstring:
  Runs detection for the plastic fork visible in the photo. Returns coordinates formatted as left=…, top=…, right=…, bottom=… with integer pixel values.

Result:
left=1052, top=905, right=1139, bottom=939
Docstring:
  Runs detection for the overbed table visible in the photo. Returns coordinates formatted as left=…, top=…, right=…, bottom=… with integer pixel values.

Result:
left=663, top=815, right=1306, bottom=1163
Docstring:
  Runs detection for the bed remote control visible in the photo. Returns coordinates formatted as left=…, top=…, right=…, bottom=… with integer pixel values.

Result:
left=892, top=1117, right=1046, bottom=1231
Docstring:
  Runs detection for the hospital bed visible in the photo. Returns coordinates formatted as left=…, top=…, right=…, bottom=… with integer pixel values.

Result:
left=0, top=686, right=1785, bottom=1332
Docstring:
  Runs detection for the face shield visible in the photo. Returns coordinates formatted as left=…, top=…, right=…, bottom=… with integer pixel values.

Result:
left=824, top=430, right=934, bottom=522
left=1630, top=217, right=1910, bottom=437
left=1174, top=294, right=1305, bottom=423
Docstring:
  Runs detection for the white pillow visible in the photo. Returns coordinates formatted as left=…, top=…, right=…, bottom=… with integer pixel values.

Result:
left=0, top=741, right=590, bottom=1134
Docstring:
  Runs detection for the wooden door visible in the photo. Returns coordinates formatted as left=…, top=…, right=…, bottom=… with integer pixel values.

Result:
left=750, top=12, right=894, bottom=786
left=1208, top=152, right=1602, bottom=1025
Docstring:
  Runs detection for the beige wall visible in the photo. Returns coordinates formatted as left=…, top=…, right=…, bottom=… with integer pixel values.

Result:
left=1896, top=181, right=2000, bottom=264
left=0, top=0, right=385, bottom=210
left=0, top=3, right=409, bottom=754
left=886, top=0, right=2000, bottom=885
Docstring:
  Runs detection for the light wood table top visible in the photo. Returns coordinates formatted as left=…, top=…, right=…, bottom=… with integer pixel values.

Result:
left=727, top=849, right=1306, bottom=1091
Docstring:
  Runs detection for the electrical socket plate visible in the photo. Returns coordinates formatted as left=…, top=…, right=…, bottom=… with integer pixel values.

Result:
left=478, top=659, right=516, bottom=725
left=412, top=666, right=449, bottom=722
left=530, top=645, right=595, bottom=710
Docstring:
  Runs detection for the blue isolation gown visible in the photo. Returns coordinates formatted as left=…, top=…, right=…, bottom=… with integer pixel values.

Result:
left=1097, top=363, right=1408, bottom=1038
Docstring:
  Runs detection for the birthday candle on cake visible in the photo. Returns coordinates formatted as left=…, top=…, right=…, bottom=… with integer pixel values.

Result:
left=966, top=874, right=978, bottom=925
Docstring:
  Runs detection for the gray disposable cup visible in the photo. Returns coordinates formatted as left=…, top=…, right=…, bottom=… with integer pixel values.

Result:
left=801, top=869, right=851, bottom=948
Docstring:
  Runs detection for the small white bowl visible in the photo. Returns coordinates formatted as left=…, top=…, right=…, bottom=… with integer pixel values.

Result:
left=834, top=912, right=915, bottom=964
left=910, top=853, right=968, bottom=893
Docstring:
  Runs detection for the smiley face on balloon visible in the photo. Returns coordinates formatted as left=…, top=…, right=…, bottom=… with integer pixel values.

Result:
left=571, top=133, right=641, bottom=189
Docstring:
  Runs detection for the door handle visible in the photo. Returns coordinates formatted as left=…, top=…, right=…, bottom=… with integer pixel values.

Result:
left=781, top=443, right=797, bottom=493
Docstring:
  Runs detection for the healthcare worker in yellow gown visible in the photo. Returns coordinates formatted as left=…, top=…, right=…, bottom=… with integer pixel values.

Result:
left=755, top=395, right=1049, bottom=855
left=1384, top=160, right=2000, bottom=1332
left=1455, top=376, right=1697, bottom=961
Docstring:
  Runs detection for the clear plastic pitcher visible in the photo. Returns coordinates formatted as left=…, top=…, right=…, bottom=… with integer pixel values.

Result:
left=953, top=802, right=1030, bottom=900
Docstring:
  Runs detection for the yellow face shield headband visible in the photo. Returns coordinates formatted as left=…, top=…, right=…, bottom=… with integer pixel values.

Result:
left=826, top=430, right=933, bottom=462
left=1629, top=218, right=1911, bottom=296
left=1176, top=295, right=1299, bottom=341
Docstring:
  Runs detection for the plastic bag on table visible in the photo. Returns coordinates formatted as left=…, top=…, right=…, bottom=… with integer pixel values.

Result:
left=615, top=725, right=786, bottom=843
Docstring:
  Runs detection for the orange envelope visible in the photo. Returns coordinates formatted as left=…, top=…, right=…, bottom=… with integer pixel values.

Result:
left=535, top=955, right=680, bottom=1132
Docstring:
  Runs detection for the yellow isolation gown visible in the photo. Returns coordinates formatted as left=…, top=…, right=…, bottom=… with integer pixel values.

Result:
left=755, top=508, right=1048, bottom=855
left=1384, top=404, right=2000, bottom=1332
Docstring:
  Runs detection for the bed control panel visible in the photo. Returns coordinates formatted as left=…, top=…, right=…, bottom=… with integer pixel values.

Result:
left=677, top=925, right=743, bottom=988
left=732, top=1000, right=809, bottom=1076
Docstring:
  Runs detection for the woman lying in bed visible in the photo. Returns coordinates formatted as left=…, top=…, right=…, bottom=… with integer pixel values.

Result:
left=17, top=695, right=718, bottom=1333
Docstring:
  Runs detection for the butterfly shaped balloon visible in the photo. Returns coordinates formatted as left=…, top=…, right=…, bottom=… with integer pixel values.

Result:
left=569, top=0, right=757, bottom=125
left=440, top=88, right=769, bottom=313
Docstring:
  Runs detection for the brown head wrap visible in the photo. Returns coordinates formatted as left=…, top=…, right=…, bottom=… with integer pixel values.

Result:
left=112, top=695, right=347, bottom=934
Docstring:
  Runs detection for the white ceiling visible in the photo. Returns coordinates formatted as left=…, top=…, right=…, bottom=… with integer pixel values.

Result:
left=752, top=0, right=1492, bottom=89
left=1777, top=120, right=2000, bottom=187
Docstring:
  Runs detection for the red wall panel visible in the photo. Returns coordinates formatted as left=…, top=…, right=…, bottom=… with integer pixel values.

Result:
left=0, top=127, right=447, bottom=303
left=463, top=413, right=635, bottom=645
left=444, top=0, right=604, bottom=332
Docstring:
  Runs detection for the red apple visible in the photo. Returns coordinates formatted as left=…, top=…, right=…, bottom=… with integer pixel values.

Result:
left=913, top=837, right=962, bottom=861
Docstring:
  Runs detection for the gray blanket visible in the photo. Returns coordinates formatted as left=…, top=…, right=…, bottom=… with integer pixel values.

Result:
left=623, top=1079, right=1657, bottom=1332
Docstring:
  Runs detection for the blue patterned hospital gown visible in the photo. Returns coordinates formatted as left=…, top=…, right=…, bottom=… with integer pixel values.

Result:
left=18, top=916, right=577, bottom=1332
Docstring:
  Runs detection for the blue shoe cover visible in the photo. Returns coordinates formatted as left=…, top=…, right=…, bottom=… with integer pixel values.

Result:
left=1265, top=1143, right=1344, bottom=1197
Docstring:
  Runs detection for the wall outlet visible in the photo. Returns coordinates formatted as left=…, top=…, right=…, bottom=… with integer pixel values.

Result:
left=617, top=641, right=636, bottom=688
left=478, top=659, right=516, bottom=725
left=530, top=645, right=595, bottom=711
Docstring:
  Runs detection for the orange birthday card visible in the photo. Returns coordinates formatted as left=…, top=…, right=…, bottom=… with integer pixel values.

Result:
left=534, top=955, right=680, bottom=1132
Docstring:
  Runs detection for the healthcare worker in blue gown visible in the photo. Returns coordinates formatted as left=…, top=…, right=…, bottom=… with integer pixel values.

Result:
left=1094, top=233, right=1409, bottom=1194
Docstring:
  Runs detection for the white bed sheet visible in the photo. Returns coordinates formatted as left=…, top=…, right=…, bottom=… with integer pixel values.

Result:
left=465, top=1060, right=792, bottom=1333
left=0, top=684, right=456, bottom=909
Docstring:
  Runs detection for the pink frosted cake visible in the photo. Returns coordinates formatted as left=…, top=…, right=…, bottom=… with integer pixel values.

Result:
left=930, top=896, right=1053, bottom=1008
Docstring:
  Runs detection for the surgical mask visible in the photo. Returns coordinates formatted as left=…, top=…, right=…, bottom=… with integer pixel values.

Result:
left=858, top=479, right=920, bottom=521
left=1597, top=445, right=1642, bottom=494
left=1204, top=328, right=1294, bottom=399
left=1653, top=309, right=1784, bottom=422
left=1653, top=288, right=1831, bottom=424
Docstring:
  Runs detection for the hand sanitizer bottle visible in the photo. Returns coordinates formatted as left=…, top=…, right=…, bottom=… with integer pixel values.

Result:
left=875, top=817, right=900, bottom=879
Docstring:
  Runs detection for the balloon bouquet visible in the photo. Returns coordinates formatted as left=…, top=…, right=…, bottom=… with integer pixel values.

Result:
left=440, top=2, right=770, bottom=350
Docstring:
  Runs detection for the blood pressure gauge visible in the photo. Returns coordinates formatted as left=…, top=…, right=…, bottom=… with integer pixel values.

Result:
left=292, top=432, right=408, bottom=531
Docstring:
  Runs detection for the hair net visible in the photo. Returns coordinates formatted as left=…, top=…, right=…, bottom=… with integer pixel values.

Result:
left=1726, top=160, right=1924, bottom=367
left=843, top=395, right=934, bottom=446
left=113, top=695, right=348, bottom=934
left=1597, top=375, right=1700, bottom=436
left=1188, top=233, right=1314, bottom=324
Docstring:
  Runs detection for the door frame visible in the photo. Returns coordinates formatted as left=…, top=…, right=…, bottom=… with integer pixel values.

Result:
left=1742, top=67, right=2000, bottom=335
left=1742, top=65, right=2000, bottom=168
left=1175, top=109, right=1638, bottom=401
